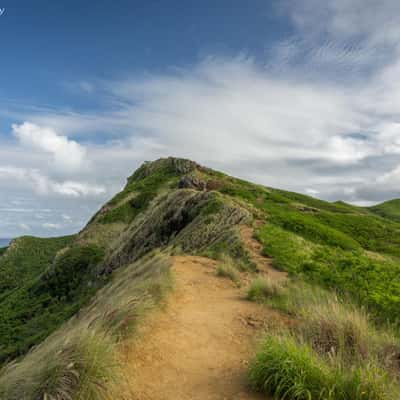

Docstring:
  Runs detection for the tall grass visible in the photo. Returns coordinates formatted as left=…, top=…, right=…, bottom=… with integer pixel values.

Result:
left=249, top=332, right=398, bottom=400
left=215, top=254, right=242, bottom=286
left=0, top=252, right=172, bottom=400
left=246, top=277, right=283, bottom=302
left=249, top=280, right=400, bottom=399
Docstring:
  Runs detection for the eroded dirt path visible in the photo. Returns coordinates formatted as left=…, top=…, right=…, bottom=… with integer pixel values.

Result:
left=119, top=255, right=279, bottom=400
left=240, top=224, right=287, bottom=283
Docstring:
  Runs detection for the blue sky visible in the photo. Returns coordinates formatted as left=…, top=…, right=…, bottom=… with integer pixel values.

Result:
left=2, top=1, right=400, bottom=237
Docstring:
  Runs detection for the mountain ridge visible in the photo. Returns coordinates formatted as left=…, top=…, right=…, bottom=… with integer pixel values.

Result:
left=2, top=157, right=400, bottom=399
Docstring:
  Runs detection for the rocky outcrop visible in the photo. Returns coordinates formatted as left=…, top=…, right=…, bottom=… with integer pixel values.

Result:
left=128, top=157, right=200, bottom=183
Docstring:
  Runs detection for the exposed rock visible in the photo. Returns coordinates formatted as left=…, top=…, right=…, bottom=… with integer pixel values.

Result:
left=128, top=157, right=200, bottom=183
left=178, top=175, right=206, bottom=190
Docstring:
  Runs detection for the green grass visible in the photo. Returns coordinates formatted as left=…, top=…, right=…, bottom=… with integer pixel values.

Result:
left=0, top=243, right=105, bottom=363
left=369, top=199, right=400, bottom=222
left=250, top=281, right=400, bottom=399
left=5, top=157, right=400, bottom=398
left=0, top=252, right=172, bottom=400
left=246, top=277, right=283, bottom=302
left=0, top=235, right=75, bottom=296
left=256, top=223, right=400, bottom=322
left=249, top=332, right=398, bottom=400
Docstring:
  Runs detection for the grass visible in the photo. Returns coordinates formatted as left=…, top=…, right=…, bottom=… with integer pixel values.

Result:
left=246, top=277, right=283, bottom=302
left=249, top=332, right=398, bottom=400
left=215, top=255, right=241, bottom=286
left=249, top=280, right=400, bottom=399
left=0, top=243, right=105, bottom=363
left=369, top=199, right=400, bottom=222
left=256, top=223, right=400, bottom=323
left=0, top=251, right=172, bottom=400
left=0, top=235, right=75, bottom=296
left=6, top=157, right=400, bottom=398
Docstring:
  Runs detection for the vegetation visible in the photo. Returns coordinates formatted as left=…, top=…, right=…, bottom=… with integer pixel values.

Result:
left=0, top=243, right=104, bottom=363
left=4, top=157, right=400, bottom=399
left=0, top=252, right=172, bottom=400
left=369, top=199, right=400, bottom=222
left=215, top=256, right=241, bottom=286
left=246, top=277, right=283, bottom=302
left=256, top=224, right=400, bottom=322
left=249, top=281, right=400, bottom=399
left=0, top=235, right=75, bottom=296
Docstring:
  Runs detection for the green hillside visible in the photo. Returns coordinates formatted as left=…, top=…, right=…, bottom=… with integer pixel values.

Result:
left=2, top=157, right=400, bottom=399
left=369, top=199, right=400, bottom=222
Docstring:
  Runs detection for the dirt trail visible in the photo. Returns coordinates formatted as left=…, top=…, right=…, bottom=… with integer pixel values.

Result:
left=240, top=224, right=287, bottom=283
left=117, top=225, right=286, bottom=399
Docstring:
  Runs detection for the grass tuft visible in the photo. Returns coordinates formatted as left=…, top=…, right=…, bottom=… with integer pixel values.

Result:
left=215, top=255, right=241, bottom=286
left=249, top=331, right=399, bottom=400
left=246, top=277, right=283, bottom=303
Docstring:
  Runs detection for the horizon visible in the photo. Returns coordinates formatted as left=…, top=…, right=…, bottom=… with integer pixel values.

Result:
left=2, top=1, right=400, bottom=236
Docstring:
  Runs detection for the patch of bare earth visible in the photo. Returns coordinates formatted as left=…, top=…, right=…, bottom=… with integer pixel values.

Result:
left=115, top=225, right=286, bottom=399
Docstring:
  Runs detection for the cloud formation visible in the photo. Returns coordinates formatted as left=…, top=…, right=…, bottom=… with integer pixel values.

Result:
left=3, top=1, right=400, bottom=236
left=12, top=122, right=86, bottom=172
left=0, top=166, right=105, bottom=198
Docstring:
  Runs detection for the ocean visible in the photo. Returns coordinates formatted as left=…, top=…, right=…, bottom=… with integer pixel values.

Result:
left=0, top=238, right=12, bottom=248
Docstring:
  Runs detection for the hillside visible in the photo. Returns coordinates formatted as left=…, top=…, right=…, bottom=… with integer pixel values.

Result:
left=1, top=157, right=400, bottom=399
left=369, top=199, right=400, bottom=222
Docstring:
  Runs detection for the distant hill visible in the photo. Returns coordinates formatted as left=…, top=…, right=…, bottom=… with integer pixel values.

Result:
left=2, top=157, right=400, bottom=399
left=368, top=198, right=400, bottom=222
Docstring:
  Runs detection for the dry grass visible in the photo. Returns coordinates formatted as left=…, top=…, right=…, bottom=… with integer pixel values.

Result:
left=246, top=277, right=283, bottom=302
left=0, top=252, right=172, bottom=400
left=215, top=255, right=241, bottom=286
left=250, top=280, right=400, bottom=399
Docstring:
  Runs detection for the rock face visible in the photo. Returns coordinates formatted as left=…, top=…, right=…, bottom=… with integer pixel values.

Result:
left=178, top=175, right=206, bottom=190
left=103, top=188, right=251, bottom=273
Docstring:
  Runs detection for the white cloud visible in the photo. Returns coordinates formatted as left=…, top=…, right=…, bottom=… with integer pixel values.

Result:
left=14, top=54, right=400, bottom=205
left=19, top=223, right=30, bottom=231
left=53, top=181, right=106, bottom=197
left=12, top=122, right=86, bottom=172
left=42, top=223, right=61, bottom=229
left=5, top=2, right=400, bottom=235
left=62, top=214, right=72, bottom=221
left=285, top=0, right=400, bottom=46
left=0, top=166, right=106, bottom=198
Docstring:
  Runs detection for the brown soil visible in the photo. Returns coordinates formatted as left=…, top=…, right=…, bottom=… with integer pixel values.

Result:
left=239, top=224, right=287, bottom=283
left=116, top=224, right=286, bottom=399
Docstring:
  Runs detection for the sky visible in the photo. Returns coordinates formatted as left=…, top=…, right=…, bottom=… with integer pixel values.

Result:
left=1, top=1, right=400, bottom=237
